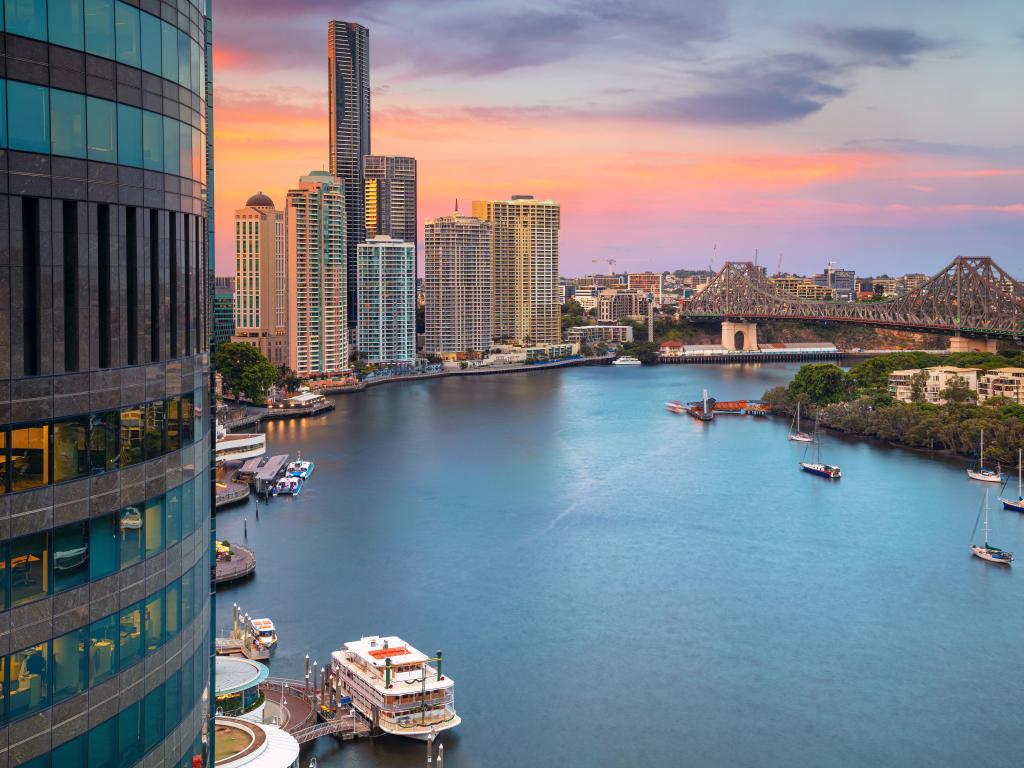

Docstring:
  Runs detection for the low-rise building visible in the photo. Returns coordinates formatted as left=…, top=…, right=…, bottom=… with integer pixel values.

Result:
left=978, top=367, right=1024, bottom=404
left=525, top=343, right=579, bottom=362
left=888, top=366, right=981, bottom=404
left=597, top=288, right=647, bottom=322
left=566, top=325, right=634, bottom=345
left=659, top=340, right=684, bottom=358
left=771, top=276, right=837, bottom=301
left=627, top=272, right=663, bottom=303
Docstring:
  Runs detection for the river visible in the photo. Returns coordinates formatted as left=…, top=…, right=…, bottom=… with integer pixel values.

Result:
left=214, top=364, right=1024, bottom=768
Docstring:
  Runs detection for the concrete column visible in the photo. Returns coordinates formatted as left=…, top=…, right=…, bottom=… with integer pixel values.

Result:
left=722, top=321, right=758, bottom=351
left=949, top=336, right=997, bottom=353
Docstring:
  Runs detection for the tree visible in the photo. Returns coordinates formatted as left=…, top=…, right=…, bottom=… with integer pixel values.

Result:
left=788, top=364, right=852, bottom=405
left=276, top=365, right=302, bottom=393
left=940, top=375, right=977, bottom=404
left=619, top=340, right=659, bottom=363
left=215, top=343, right=277, bottom=402
left=909, top=370, right=928, bottom=403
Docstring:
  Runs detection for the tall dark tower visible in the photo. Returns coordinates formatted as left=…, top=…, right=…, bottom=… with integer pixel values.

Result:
left=0, top=0, right=215, bottom=765
left=328, top=20, right=371, bottom=329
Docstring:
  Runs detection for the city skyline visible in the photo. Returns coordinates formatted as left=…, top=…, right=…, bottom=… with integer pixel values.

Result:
left=212, top=0, right=1023, bottom=278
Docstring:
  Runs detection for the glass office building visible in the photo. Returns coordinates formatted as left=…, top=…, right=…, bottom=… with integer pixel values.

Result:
left=0, top=0, right=215, bottom=766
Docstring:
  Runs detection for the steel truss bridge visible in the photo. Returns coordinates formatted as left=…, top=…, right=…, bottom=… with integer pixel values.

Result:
left=682, top=256, right=1024, bottom=341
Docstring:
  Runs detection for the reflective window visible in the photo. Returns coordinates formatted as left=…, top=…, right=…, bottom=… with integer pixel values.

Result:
left=180, top=654, right=194, bottom=718
left=89, top=409, right=120, bottom=473
left=119, top=506, right=143, bottom=568
left=5, top=0, right=47, bottom=41
left=114, top=1, right=140, bottom=67
left=7, top=81, right=49, bottom=154
left=144, top=496, right=163, bottom=558
left=10, top=424, right=49, bottom=491
left=164, top=114, right=180, bottom=175
left=144, top=589, right=163, bottom=653
left=192, top=126, right=201, bottom=178
left=166, top=396, right=182, bottom=452
left=118, top=699, right=142, bottom=767
left=161, top=21, right=178, bottom=82
left=51, top=88, right=86, bottom=158
left=165, top=580, right=181, bottom=639
left=53, top=520, right=89, bottom=592
left=177, top=29, right=191, bottom=86
left=0, top=430, right=7, bottom=494
left=143, top=683, right=164, bottom=751
left=118, top=602, right=142, bottom=668
left=144, top=400, right=166, bottom=459
left=53, top=733, right=87, bottom=767
left=89, top=513, right=118, bottom=579
left=181, top=568, right=194, bottom=625
left=120, top=405, right=143, bottom=466
left=116, top=103, right=142, bottom=167
left=142, top=109, right=163, bottom=171
left=88, top=716, right=117, bottom=768
left=0, top=656, right=5, bottom=724
left=86, top=96, right=117, bottom=163
left=139, top=11, right=161, bottom=75
left=84, top=0, right=115, bottom=57
left=0, top=542, right=6, bottom=612
left=89, top=614, right=118, bottom=684
left=179, top=121, right=191, bottom=179
left=0, top=80, right=6, bottom=149
left=49, top=0, right=85, bottom=49
left=8, top=641, right=49, bottom=720
left=53, top=627, right=88, bottom=703
left=53, top=416, right=89, bottom=482
left=191, top=39, right=201, bottom=93
left=182, top=477, right=195, bottom=538
left=181, top=393, right=195, bottom=443
left=166, top=486, right=182, bottom=545
left=11, top=532, right=50, bottom=606
left=165, top=668, right=181, bottom=724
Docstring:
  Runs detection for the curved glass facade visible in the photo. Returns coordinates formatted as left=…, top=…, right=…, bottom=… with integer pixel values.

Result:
left=0, top=0, right=214, bottom=765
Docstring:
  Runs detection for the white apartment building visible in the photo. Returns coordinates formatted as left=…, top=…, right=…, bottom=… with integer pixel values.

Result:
left=565, top=325, right=634, bottom=345
left=978, top=367, right=1024, bottom=404
left=888, top=366, right=980, bottom=404
left=357, top=235, right=417, bottom=364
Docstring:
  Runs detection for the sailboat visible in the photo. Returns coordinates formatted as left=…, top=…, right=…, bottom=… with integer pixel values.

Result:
left=799, top=414, right=841, bottom=479
left=971, top=489, right=1013, bottom=564
left=1000, top=448, right=1024, bottom=512
left=966, top=430, right=1003, bottom=483
left=788, top=401, right=813, bottom=443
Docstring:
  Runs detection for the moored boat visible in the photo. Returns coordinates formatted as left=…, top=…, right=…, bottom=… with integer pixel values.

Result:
left=999, top=449, right=1023, bottom=512
left=966, top=430, right=1003, bottom=483
left=330, top=635, right=460, bottom=741
left=664, top=400, right=685, bottom=414
left=250, top=618, right=278, bottom=653
left=799, top=414, right=841, bottom=479
left=788, top=400, right=813, bottom=442
left=972, top=489, right=1013, bottom=564
left=286, top=459, right=315, bottom=479
left=272, top=476, right=302, bottom=496
left=612, top=355, right=642, bottom=366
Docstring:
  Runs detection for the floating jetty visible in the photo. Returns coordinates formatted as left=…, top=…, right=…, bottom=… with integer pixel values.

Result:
left=712, top=399, right=769, bottom=416
left=686, top=390, right=716, bottom=421
left=216, top=604, right=271, bottom=662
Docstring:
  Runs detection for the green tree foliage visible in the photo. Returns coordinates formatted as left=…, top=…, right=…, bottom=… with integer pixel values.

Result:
left=909, top=370, right=928, bottom=403
left=276, top=365, right=303, bottom=394
left=216, top=343, right=277, bottom=402
left=939, top=376, right=977, bottom=404
left=788, top=364, right=852, bottom=404
left=618, top=341, right=660, bottom=363
left=560, top=299, right=587, bottom=335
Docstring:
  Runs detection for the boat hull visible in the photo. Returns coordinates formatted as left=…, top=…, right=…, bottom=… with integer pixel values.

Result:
left=383, top=715, right=462, bottom=741
left=788, top=433, right=813, bottom=443
left=1001, top=498, right=1024, bottom=512
left=800, top=463, right=841, bottom=479
left=971, top=545, right=1013, bottom=564
left=966, top=470, right=1003, bottom=483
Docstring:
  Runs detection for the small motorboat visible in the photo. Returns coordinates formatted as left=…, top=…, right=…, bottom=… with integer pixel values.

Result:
left=664, top=400, right=685, bottom=414
left=250, top=618, right=278, bottom=653
left=272, top=476, right=303, bottom=496
left=287, top=459, right=315, bottom=479
left=612, top=355, right=642, bottom=366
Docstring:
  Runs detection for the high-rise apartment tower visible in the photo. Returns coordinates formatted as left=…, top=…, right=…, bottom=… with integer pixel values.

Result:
left=357, top=236, right=417, bottom=364
left=364, top=155, right=417, bottom=251
left=328, top=20, right=370, bottom=326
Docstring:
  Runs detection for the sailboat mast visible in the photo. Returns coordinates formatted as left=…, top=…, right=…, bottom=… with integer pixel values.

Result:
left=1019, top=448, right=1022, bottom=497
left=984, top=489, right=991, bottom=545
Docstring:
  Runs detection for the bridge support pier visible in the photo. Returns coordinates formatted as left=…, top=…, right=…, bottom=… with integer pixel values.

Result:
left=949, top=336, right=998, bottom=354
left=722, top=321, right=758, bottom=351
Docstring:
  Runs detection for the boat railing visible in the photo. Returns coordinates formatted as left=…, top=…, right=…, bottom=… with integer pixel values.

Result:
left=380, top=693, right=454, bottom=716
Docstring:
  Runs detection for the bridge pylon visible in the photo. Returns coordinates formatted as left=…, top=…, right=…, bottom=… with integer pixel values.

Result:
left=949, top=336, right=998, bottom=353
left=722, top=321, right=758, bottom=351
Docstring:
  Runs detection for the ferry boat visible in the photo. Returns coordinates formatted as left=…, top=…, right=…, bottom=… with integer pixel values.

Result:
left=286, top=459, right=315, bottom=479
left=330, top=635, right=460, bottom=741
left=972, top=489, right=1013, bottom=565
left=664, top=400, right=685, bottom=414
left=799, top=415, right=841, bottom=479
left=612, top=355, right=642, bottom=366
left=249, top=618, right=278, bottom=654
left=966, top=430, right=1003, bottom=483
left=1000, top=449, right=1023, bottom=512
left=788, top=401, right=813, bottom=443
left=272, top=476, right=302, bottom=496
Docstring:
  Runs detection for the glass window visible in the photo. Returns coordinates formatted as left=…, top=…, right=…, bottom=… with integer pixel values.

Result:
left=164, top=668, right=181, bottom=725
left=182, top=477, right=195, bottom=538
left=118, top=700, right=142, bottom=767
left=114, top=1, right=140, bottom=66
left=89, top=409, right=119, bottom=473
left=190, top=39, right=201, bottom=93
left=177, top=30, right=190, bottom=87
left=0, top=542, right=7, bottom=612
left=181, top=568, right=194, bottom=626
left=16, top=753, right=49, bottom=768
left=5, top=0, right=47, bottom=40
left=179, top=121, right=191, bottom=179
left=166, top=485, right=181, bottom=545
left=10, top=423, right=49, bottom=491
left=144, top=400, right=166, bottom=459
left=7, top=81, right=49, bottom=154
left=191, top=127, right=201, bottom=179
left=163, top=115, right=180, bottom=175
left=143, top=683, right=164, bottom=751
left=144, top=589, right=163, bottom=653
left=143, top=496, right=162, bottom=557
left=119, top=602, right=142, bottom=668
left=53, top=520, right=89, bottom=592
left=8, top=641, right=50, bottom=720
left=116, top=103, right=142, bottom=167
left=53, top=416, right=89, bottom=482
left=180, top=654, right=194, bottom=718
left=120, top=405, right=143, bottom=466
left=49, top=0, right=85, bottom=49
left=0, top=656, right=5, bottom=724
left=84, top=0, right=115, bottom=57
left=181, top=393, right=195, bottom=444
left=11, top=531, right=50, bottom=607
left=166, top=396, right=181, bottom=452
left=165, top=580, right=181, bottom=639
left=89, top=614, right=118, bottom=684
left=140, top=11, right=161, bottom=74
left=52, top=627, right=87, bottom=703
left=161, top=21, right=178, bottom=82
left=50, top=89, right=87, bottom=159
left=53, top=733, right=87, bottom=767
left=88, top=716, right=117, bottom=768
left=142, top=109, right=163, bottom=171
left=89, top=513, right=118, bottom=579
left=119, top=506, right=143, bottom=568
left=86, top=96, right=117, bottom=163
left=0, top=80, right=6, bottom=149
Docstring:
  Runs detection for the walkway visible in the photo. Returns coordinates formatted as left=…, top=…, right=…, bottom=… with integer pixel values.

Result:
left=214, top=543, right=256, bottom=584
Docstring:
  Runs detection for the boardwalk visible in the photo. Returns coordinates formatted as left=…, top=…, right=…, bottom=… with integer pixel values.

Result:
left=260, top=678, right=371, bottom=744
left=215, top=543, right=256, bottom=584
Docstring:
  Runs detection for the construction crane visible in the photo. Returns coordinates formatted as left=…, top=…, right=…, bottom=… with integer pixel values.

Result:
left=592, top=258, right=617, bottom=276
left=776, top=253, right=783, bottom=277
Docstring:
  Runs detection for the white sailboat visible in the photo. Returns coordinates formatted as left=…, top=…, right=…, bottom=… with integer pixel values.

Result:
left=788, top=400, right=813, bottom=443
left=971, top=489, right=1013, bottom=564
left=966, top=430, right=1003, bottom=482
left=799, top=414, right=841, bottom=479
left=1000, top=448, right=1024, bottom=512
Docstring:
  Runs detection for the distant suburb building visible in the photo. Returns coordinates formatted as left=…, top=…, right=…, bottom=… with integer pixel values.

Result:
left=364, top=155, right=417, bottom=250
left=473, top=195, right=560, bottom=345
left=978, top=368, right=1024, bottom=405
left=358, top=235, right=417, bottom=364
left=286, top=171, right=348, bottom=377
left=597, top=288, right=647, bottom=323
left=888, top=366, right=981, bottom=404
left=566, top=325, right=634, bottom=345
left=424, top=212, right=493, bottom=355
left=627, top=272, right=664, bottom=303
left=233, top=192, right=289, bottom=366
left=214, top=276, right=235, bottom=345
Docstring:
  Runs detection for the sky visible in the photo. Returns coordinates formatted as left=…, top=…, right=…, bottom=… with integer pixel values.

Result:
left=211, top=0, right=1024, bottom=278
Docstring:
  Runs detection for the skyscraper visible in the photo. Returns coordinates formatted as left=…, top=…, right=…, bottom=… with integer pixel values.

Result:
left=286, top=172, right=348, bottom=377
left=328, top=20, right=370, bottom=326
left=424, top=213, right=494, bottom=354
left=472, top=195, right=561, bottom=345
left=0, top=0, right=214, bottom=764
left=214, top=276, right=236, bottom=345
left=232, top=193, right=288, bottom=366
left=357, top=236, right=417, bottom=364
left=364, top=155, right=417, bottom=250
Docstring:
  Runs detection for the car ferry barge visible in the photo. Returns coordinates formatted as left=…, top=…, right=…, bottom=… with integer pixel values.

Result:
left=330, top=635, right=460, bottom=741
